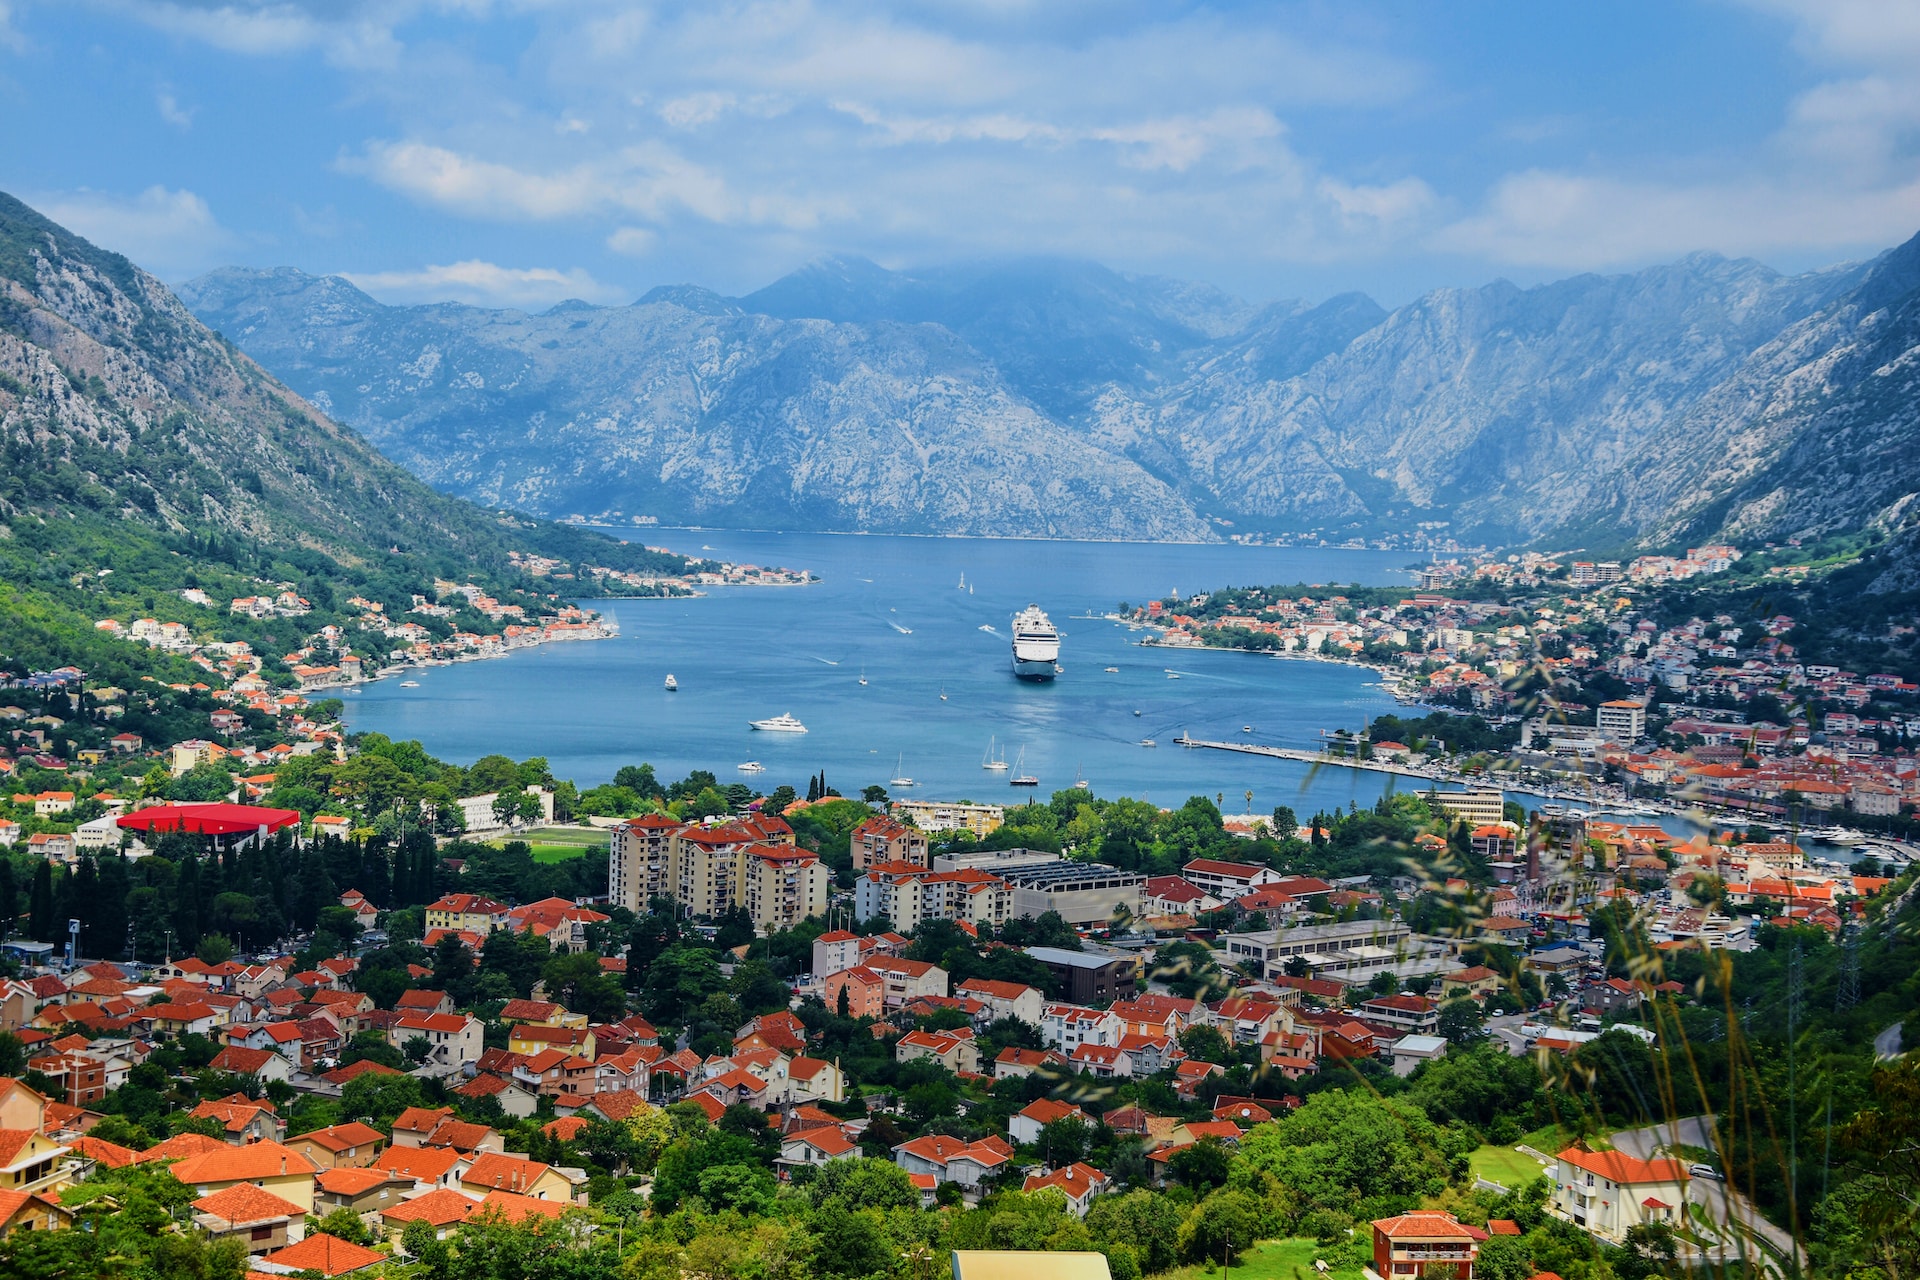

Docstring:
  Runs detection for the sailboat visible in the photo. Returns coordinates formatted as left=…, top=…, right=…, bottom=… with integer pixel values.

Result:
left=664, top=674, right=677, bottom=692
left=958, top=571, right=966, bottom=589
left=939, top=685, right=948, bottom=701
left=1072, top=765, right=1090, bottom=791
left=1009, top=746, right=1039, bottom=787
left=858, top=667, right=868, bottom=686
left=983, top=736, right=1009, bottom=771
left=889, top=754, right=916, bottom=788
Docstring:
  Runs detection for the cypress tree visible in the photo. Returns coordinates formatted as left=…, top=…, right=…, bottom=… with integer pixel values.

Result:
left=173, top=854, right=201, bottom=953
left=0, top=860, right=18, bottom=940
left=27, top=862, right=53, bottom=943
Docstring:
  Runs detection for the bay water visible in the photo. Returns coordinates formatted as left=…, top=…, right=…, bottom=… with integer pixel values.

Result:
left=337, top=532, right=1469, bottom=816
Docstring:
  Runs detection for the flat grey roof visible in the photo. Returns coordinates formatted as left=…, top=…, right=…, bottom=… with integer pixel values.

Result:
left=1002, top=861, right=1142, bottom=890
left=1025, top=945, right=1132, bottom=970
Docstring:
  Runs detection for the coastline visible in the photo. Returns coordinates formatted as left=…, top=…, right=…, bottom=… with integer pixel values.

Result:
left=1121, top=614, right=1418, bottom=701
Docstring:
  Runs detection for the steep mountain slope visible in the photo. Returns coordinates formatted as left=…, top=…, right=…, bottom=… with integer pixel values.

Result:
left=0, top=192, right=691, bottom=672
left=1110, top=254, right=1862, bottom=542
left=179, top=267, right=1210, bottom=540
left=183, top=234, right=1920, bottom=553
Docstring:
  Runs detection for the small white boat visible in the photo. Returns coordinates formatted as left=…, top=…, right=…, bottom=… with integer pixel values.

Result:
left=939, top=687, right=948, bottom=701
left=1009, top=746, right=1038, bottom=787
left=1104, top=667, right=1119, bottom=673
left=664, top=674, right=678, bottom=691
left=1133, top=709, right=1143, bottom=716
left=1140, top=739, right=1156, bottom=747
left=399, top=680, right=419, bottom=688
left=1072, top=766, right=1089, bottom=791
left=889, top=754, right=916, bottom=788
left=958, top=572, right=966, bottom=589
left=749, top=713, right=808, bottom=733
left=1241, top=725, right=1253, bottom=733
left=983, top=736, right=1009, bottom=771
left=1165, top=670, right=1180, bottom=679
left=978, top=624, right=996, bottom=634
left=737, top=761, right=765, bottom=773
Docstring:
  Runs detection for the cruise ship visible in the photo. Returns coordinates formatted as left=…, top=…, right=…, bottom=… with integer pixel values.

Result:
left=1010, top=605, right=1061, bottom=680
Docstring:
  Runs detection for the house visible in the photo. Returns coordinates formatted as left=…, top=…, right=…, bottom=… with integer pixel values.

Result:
left=1021, top=1162, right=1109, bottom=1217
left=895, top=1029, right=979, bottom=1075
left=191, top=1182, right=305, bottom=1255
left=208, top=1045, right=294, bottom=1085
left=892, top=1134, right=1014, bottom=1189
left=787, top=1055, right=846, bottom=1104
left=1141, top=875, right=1224, bottom=919
left=0, top=1188, right=72, bottom=1236
left=0, top=1129, right=73, bottom=1199
left=994, top=1046, right=1068, bottom=1080
left=1359, top=994, right=1440, bottom=1034
left=1180, top=859, right=1284, bottom=897
left=1551, top=1145, right=1690, bottom=1242
left=165, top=1140, right=319, bottom=1213
left=372, top=1143, right=466, bottom=1192
left=1371, top=1211, right=1483, bottom=1279
left=286, top=1121, right=387, bottom=1170
left=810, top=930, right=867, bottom=979
left=313, top=1166, right=414, bottom=1220
left=423, top=893, right=509, bottom=936
left=188, top=1096, right=283, bottom=1144
left=823, top=966, right=885, bottom=1019
left=776, top=1126, right=860, bottom=1177
left=860, top=955, right=949, bottom=1008
left=459, top=1152, right=578, bottom=1202
left=507, top=1023, right=595, bottom=1059
left=391, top=1013, right=484, bottom=1066
left=1440, top=966, right=1505, bottom=1002
left=1009, top=1098, right=1087, bottom=1147
left=954, top=978, right=1046, bottom=1026
left=1388, top=1034, right=1451, bottom=1077
left=378, top=1187, right=482, bottom=1246
left=258, top=1231, right=386, bottom=1276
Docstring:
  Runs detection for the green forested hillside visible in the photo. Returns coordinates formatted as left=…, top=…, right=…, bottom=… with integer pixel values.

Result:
left=0, top=191, right=697, bottom=681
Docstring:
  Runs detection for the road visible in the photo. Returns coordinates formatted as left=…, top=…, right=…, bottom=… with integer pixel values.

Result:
left=1611, top=1117, right=1805, bottom=1268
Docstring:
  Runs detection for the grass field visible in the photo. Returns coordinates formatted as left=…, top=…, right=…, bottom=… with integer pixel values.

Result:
left=1518, top=1121, right=1597, bottom=1153
left=1468, top=1143, right=1552, bottom=1189
left=489, top=826, right=609, bottom=864
left=1161, top=1237, right=1364, bottom=1280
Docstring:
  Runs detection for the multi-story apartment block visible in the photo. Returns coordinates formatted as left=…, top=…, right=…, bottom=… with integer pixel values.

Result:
left=850, top=815, right=929, bottom=870
left=609, top=812, right=683, bottom=912
left=854, top=863, right=1012, bottom=931
left=744, top=844, right=829, bottom=932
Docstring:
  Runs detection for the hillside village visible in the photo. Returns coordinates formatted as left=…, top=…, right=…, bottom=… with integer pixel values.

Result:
left=0, top=742, right=1901, bottom=1277
left=1135, top=541, right=1920, bottom=833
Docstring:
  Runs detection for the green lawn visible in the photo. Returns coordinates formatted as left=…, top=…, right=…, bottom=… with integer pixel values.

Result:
left=1517, top=1121, right=1599, bottom=1154
left=1468, top=1143, right=1552, bottom=1189
left=530, top=843, right=596, bottom=863
left=489, top=826, right=609, bottom=863
left=1161, top=1238, right=1364, bottom=1280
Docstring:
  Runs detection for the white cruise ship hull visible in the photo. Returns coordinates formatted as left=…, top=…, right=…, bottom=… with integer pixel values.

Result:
left=1011, top=654, right=1057, bottom=680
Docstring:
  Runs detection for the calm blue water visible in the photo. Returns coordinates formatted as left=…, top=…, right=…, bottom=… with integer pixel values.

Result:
left=339, top=532, right=1453, bottom=812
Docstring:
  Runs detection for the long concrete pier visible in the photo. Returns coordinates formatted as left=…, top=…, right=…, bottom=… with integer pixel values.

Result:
left=1173, top=734, right=1443, bottom=782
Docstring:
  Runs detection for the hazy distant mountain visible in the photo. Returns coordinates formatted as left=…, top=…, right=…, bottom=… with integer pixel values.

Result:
left=182, top=237, right=1920, bottom=552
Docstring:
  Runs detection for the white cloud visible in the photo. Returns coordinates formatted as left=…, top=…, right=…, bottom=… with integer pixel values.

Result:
left=1432, top=169, right=1920, bottom=269
left=30, top=185, right=235, bottom=276
left=606, top=226, right=656, bottom=256
left=343, top=259, right=625, bottom=309
left=98, top=0, right=415, bottom=68
left=0, top=1, right=24, bottom=53
left=157, top=87, right=195, bottom=128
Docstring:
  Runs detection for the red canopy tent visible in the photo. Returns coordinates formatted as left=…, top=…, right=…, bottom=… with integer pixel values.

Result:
left=117, top=803, right=302, bottom=837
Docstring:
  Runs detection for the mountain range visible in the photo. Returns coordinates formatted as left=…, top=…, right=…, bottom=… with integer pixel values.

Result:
left=0, top=191, right=689, bottom=676
left=180, top=229, right=1920, bottom=553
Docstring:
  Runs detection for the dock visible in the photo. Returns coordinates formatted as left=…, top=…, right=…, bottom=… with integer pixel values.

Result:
left=1173, top=734, right=1442, bottom=782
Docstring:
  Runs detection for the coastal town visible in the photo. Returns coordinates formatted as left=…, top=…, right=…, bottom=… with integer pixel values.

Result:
left=1130, top=541, right=1920, bottom=852
left=0, top=533, right=1906, bottom=1279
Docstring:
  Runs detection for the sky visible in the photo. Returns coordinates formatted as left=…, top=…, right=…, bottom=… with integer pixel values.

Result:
left=4, top=0, right=1920, bottom=310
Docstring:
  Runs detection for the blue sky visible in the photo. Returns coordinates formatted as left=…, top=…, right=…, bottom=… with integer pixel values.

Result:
left=4, top=1, right=1919, bottom=309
